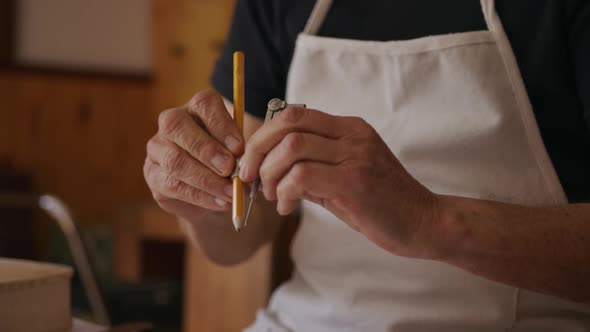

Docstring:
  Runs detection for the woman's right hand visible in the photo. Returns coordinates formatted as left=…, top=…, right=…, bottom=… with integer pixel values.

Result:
left=144, top=89, right=244, bottom=221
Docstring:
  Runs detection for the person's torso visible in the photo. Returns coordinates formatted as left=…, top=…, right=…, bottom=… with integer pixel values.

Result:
left=247, top=1, right=590, bottom=331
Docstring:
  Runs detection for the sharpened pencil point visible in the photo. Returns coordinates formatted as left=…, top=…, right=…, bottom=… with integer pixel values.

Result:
left=233, top=216, right=243, bottom=233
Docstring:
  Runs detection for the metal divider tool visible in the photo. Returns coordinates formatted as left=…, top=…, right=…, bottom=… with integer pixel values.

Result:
left=242, top=98, right=306, bottom=228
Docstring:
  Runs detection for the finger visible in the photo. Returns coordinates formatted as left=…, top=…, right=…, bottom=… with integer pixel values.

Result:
left=259, top=133, right=345, bottom=201
left=275, top=161, right=345, bottom=216
left=144, top=160, right=230, bottom=211
left=158, top=108, right=235, bottom=176
left=186, top=89, right=245, bottom=155
left=240, top=107, right=356, bottom=181
left=147, top=137, right=233, bottom=200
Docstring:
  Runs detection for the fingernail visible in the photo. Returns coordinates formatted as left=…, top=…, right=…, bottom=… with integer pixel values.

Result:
left=224, top=135, right=241, bottom=152
left=214, top=197, right=228, bottom=207
left=224, top=185, right=233, bottom=197
left=211, top=152, right=230, bottom=174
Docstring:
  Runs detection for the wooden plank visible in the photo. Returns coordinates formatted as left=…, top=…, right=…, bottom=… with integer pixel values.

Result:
left=184, top=243, right=271, bottom=332
left=112, top=208, right=143, bottom=282
left=152, top=0, right=235, bottom=111
left=0, top=72, right=155, bottom=222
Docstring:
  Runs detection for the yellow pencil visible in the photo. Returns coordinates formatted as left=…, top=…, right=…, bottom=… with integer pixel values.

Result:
left=232, top=51, right=245, bottom=232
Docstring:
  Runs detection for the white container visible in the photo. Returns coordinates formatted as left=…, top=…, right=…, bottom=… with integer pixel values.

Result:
left=0, top=258, right=73, bottom=332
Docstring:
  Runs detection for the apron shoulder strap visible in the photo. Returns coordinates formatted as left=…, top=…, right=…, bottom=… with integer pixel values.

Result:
left=480, top=0, right=496, bottom=32
left=303, top=0, right=333, bottom=35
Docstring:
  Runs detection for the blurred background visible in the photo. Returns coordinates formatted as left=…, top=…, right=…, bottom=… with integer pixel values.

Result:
left=0, top=0, right=280, bottom=331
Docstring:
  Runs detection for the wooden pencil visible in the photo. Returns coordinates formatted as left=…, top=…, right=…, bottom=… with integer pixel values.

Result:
left=232, top=51, right=245, bottom=232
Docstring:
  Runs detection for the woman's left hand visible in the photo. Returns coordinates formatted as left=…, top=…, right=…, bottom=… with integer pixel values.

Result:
left=239, top=106, right=441, bottom=258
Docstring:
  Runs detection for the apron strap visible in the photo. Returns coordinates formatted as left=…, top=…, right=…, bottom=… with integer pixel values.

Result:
left=303, top=0, right=333, bottom=35
left=480, top=0, right=497, bottom=32
left=480, top=0, right=568, bottom=204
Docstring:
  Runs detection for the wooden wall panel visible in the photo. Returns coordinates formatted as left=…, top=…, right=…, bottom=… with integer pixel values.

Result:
left=184, top=241, right=271, bottom=332
left=152, top=0, right=235, bottom=110
left=0, top=72, right=154, bottom=223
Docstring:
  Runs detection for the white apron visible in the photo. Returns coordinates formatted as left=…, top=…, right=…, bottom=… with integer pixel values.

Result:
left=245, top=0, right=590, bottom=331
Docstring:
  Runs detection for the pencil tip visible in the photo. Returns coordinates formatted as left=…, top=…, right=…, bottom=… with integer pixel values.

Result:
left=233, top=216, right=243, bottom=233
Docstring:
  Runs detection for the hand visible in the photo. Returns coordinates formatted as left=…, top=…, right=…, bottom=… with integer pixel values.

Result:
left=239, top=107, right=439, bottom=258
left=144, top=90, right=244, bottom=221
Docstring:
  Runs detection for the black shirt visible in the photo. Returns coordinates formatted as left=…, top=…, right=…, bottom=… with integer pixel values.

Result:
left=211, top=0, right=590, bottom=202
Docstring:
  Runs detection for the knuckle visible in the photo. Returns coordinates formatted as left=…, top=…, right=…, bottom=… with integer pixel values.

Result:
left=277, top=164, right=308, bottom=201
left=158, top=108, right=183, bottom=135
left=187, top=187, right=205, bottom=204
left=209, top=115, right=234, bottom=136
left=192, top=171, right=211, bottom=189
left=276, top=184, right=287, bottom=201
left=186, top=136, right=206, bottom=157
left=149, top=169, right=164, bottom=188
left=162, top=147, right=184, bottom=172
left=163, top=175, right=182, bottom=192
left=198, top=140, right=218, bottom=160
left=259, top=162, right=271, bottom=183
left=143, top=159, right=153, bottom=180
left=280, top=106, right=306, bottom=124
left=146, top=136, right=157, bottom=155
left=208, top=116, right=224, bottom=130
left=188, top=89, right=219, bottom=112
left=283, top=132, right=305, bottom=154
left=146, top=170, right=158, bottom=188
left=289, top=163, right=308, bottom=184
left=143, top=160, right=160, bottom=186
left=276, top=179, right=290, bottom=201
left=247, top=139, right=264, bottom=157
left=260, top=168, right=275, bottom=189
